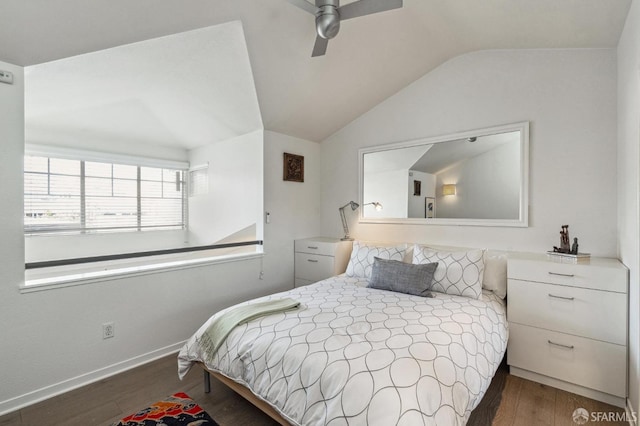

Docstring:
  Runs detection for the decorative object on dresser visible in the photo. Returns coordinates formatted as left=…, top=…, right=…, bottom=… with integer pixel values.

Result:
left=283, top=152, right=304, bottom=182
left=552, top=224, right=581, bottom=254
left=548, top=224, right=590, bottom=263
left=294, top=237, right=352, bottom=287
left=506, top=252, right=628, bottom=407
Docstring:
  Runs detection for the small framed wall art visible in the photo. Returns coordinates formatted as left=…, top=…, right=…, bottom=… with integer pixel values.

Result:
left=283, top=152, right=304, bottom=182
left=425, top=197, right=435, bottom=218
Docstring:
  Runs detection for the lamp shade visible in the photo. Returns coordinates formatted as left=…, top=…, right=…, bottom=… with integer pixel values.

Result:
left=442, top=184, right=457, bottom=196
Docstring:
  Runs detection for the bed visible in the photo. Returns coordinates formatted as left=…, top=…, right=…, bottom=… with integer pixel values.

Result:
left=178, top=243, right=508, bottom=426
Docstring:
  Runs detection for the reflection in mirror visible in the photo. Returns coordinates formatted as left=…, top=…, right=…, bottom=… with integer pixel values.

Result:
left=360, top=122, right=528, bottom=227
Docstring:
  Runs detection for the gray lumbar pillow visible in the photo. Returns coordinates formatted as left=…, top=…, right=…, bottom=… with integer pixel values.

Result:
left=367, top=257, right=438, bottom=297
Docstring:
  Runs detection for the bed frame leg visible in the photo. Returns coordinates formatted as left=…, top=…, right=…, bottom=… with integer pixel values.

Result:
left=203, top=370, right=211, bottom=393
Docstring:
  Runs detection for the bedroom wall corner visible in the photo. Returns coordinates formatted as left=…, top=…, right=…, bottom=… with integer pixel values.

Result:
left=187, top=130, right=264, bottom=246
left=0, top=60, right=27, bottom=409
left=617, top=0, right=640, bottom=416
left=263, top=130, right=322, bottom=288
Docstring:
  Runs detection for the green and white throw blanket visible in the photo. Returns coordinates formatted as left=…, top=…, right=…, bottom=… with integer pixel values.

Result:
left=196, top=297, right=300, bottom=362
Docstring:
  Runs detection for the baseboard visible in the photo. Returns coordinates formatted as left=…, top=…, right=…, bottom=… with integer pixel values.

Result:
left=0, top=341, right=186, bottom=417
left=628, top=398, right=638, bottom=426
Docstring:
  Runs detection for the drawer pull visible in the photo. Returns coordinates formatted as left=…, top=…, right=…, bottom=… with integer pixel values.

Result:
left=307, top=259, right=319, bottom=263
left=548, top=271, right=575, bottom=278
left=548, top=293, right=575, bottom=301
left=548, top=340, right=575, bottom=350
left=307, top=246, right=319, bottom=249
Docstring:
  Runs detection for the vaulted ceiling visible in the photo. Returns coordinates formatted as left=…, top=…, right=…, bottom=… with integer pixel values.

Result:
left=0, top=0, right=632, bottom=143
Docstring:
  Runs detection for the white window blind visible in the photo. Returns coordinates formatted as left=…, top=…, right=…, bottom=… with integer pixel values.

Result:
left=24, top=155, right=187, bottom=234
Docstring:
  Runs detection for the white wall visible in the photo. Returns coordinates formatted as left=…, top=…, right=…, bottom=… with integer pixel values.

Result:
left=321, top=49, right=618, bottom=257
left=364, top=169, right=407, bottom=218
left=263, top=131, right=322, bottom=287
left=435, top=142, right=520, bottom=219
left=617, top=0, right=640, bottom=415
left=0, top=65, right=320, bottom=414
left=188, top=130, right=263, bottom=246
left=0, top=60, right=28, bottom=408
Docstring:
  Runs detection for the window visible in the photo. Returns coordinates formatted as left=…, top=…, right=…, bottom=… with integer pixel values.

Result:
left=24, top=155, right=186, bottom=234
left=188, top=163, right=209, bottom=197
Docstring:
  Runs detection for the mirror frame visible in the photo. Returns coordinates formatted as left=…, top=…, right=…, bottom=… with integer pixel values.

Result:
left=358, top=121, right=529, bottom=227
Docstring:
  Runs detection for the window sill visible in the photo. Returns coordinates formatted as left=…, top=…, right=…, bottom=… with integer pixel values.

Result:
left=21, top=251, right=264, bottom=293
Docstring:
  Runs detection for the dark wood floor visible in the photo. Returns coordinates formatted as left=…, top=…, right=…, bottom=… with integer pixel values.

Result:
left=0, top=353, right=625, bottom=426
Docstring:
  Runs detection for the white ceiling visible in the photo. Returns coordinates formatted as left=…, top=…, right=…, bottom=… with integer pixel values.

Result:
left=24, top=22, right=262, bottom=151
left=0, top=0, right=632, bottom=143
left=414, top=131, right=519, bottom=175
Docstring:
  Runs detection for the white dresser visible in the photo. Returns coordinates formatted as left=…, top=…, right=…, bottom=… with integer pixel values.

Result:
left=294, top=237, right=353, bottom=287
left=507, top=253, right=629, bottom=407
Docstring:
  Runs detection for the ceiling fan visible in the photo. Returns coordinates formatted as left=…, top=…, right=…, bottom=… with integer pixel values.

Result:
left=287, top=0, right=403, bottom=57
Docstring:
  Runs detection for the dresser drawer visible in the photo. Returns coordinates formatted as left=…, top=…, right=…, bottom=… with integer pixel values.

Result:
left=508, top=258, right=627, bottom=293
left=508, top=279, right=627, bottom=345
left=295, top=239, right=339, bottom=256
left=295, top=253, right=335, bottom=282
left=508, top=323, right=626, bottom=397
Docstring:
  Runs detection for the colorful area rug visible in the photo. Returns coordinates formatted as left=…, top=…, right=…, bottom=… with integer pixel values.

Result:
left=112, top=392, right=218, bottom=426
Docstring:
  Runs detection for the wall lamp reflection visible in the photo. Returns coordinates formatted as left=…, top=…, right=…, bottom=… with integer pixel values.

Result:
left=442, top=184, right=457, bottom=196
left=364, top=201, right=383, bottom=211
left=339, top=201, right=383, bottom=240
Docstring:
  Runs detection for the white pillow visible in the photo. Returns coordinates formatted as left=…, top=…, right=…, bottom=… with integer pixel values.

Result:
left=345, top=241, right=407, bottom=278
left=483, top=253, right=507, bottom=299
left=413, top=245, right=485, bottom=299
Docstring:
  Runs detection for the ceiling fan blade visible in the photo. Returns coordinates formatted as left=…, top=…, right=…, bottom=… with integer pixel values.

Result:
left=338, top=0, right=403, bottom=20
left=312, top=36, right=329, bottom=57
left=287, top=0, right=318, bottom=15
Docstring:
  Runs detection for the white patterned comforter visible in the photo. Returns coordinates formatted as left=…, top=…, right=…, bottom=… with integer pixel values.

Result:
left=178, top=275, right=508, bottom=426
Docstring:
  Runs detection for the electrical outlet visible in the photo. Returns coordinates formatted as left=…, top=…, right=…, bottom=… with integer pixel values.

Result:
left=102, top=322, right=115, bottom=339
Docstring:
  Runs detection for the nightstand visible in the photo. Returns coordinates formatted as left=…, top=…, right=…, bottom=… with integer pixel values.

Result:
left=506, top=253, right=628, bottom=407
left=294, top=237, right=353, bottom=287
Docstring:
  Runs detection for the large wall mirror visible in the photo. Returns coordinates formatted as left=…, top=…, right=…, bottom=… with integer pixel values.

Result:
left=359, top=122, right=529, bottom=227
